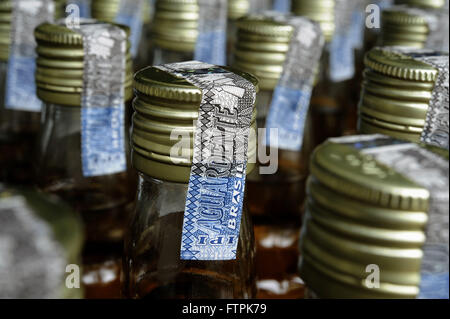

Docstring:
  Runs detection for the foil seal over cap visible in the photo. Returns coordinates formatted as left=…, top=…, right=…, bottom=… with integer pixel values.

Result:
left=34, top=21, right=133, bottom=106
left=131, top=65, right=259, bottom=183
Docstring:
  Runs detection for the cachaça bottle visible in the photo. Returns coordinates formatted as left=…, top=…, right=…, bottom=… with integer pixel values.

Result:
left=122, top=62, right=258, bottom=299
left=292, top=0, right=367, bottom=144
left=34, top=20, right=136, bottom=298
left=0, top=0, right=57, bottom=185
left=299, top=134, right=449, bottom=299
left=0, top=184, right=84, bottom=298
left=232, top=14, right=323, bottom=298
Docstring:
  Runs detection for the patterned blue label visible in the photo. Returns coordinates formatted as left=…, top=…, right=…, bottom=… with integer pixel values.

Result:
left=81, top=105, right=126, bottom=177
left=419, top=273, right=449, bottom=299
left=156, top=61, right=256, bottom=261
left=273, top=0, right=291, bottom=13
left=265, top=86, right=312, bottom=151
left=5, top=56, right=41, bottom=112
left=182, top=165, right=247, bottom=260
left=330, top=33, right=355, bottom=82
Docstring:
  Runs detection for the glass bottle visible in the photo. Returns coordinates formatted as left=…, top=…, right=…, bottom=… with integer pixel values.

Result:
left=122, top=65, right=258, bottom=299
left=292, top=0, right=364, bottom=145
left=34, top=22, right=136, bottom=299
left=232, top=15, right=312, bottom=299
left=0, top=184, right=84, bottom=298
left=0, top=0, right=56, bottom=185
left=299, top=134, right=449, bottom=299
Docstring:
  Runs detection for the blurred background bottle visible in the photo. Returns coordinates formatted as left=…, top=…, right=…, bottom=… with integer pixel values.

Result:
left=122, top=65, right=258, bottom=299
left=358, top=47, right=448, bottom=148
left=232, top=15, right=314, bottom=299
left=0, top=184, right=84, bottom=299
left=227, top=0, right=250, bottom=64
left=0, top=0, right=56, bottom=185
left=299, top=135, right=449, bottom=299
left=380, top=4, right=449, bottom=51
left=34, top=21, right=136, bottom=298
left=292, top=0, right=366, bottom=147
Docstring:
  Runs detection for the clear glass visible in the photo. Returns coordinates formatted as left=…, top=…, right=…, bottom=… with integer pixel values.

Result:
left=245, top=88, right=311, bottom=299
left=152, top=46, right=194, bottom=66
left=37, top=102, right=137, bottom=244
left=0, top=60, right=40, bottom=184
left=37, top=102, right=137, bottom=299
left=122, top=174, right=257, bottom=299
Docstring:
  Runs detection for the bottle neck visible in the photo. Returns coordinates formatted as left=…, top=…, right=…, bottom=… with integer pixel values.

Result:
left=136, top=173, right=189, bottom=217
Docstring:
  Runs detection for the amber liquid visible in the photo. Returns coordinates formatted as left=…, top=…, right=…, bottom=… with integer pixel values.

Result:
left=41, top=178, right=134, bottom=243
left=123, top=211, right=256, bottom=299
left=82, top=242, right=122, bottom=299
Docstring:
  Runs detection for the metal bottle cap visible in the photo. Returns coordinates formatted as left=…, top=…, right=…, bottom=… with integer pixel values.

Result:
left=91, top=0, right=152, bottom=24
left=233, top=15, right=293, bottom=90
left=395, top=0, right=448, bottom=9
left=292, top=0, right=335, bottom=42
left=34, top=21, right=133, bottom=106
left=309, top=140, right=430, bottom=210
left=358, top=47, right=447, bottom=142
left=152, top=0, right=199, bottom=52
left=299, top=137, right=449, bottom=298
left=132, top=65, right=259, bottom=183
left=228, top=0, right=249, bottom=20
left=381, top=6, right=440, bottom=48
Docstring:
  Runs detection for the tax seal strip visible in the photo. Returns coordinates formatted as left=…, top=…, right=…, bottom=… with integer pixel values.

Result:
left=195, top=0, right=227, bottom=66
left=74, top=21, right=127, bottom=177
left=333, top=134, right=449, bottom=299
left=5, top=0, right=54, bottom=112
left=156, top=61, right=256, bottom=261
left=264, top=15, right=324, bottom=151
